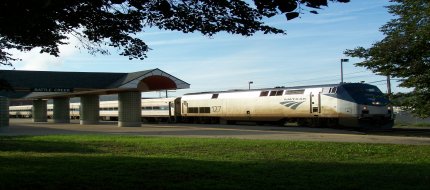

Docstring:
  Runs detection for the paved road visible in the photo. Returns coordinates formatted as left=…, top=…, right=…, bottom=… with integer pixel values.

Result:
left=2, top=119, right=430, bottom=145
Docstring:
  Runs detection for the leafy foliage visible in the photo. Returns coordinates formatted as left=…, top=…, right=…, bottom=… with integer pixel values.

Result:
left=0, top=0, right=349, bottom=66
left=345, top=0, right=430, bottom=117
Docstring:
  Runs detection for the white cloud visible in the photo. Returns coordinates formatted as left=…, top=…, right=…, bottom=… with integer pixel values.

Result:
left=12, top=35, right=81, bottom=71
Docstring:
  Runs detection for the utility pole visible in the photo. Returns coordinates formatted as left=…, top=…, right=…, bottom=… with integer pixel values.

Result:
left=340, top=59, right=349, bottom=83
left=248, top=81, right=253, bottom=90
left=387, top=75, right=392, bottom=98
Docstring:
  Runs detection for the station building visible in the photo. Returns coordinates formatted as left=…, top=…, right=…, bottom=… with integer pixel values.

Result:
left=0, top=69, right=190, bottom=127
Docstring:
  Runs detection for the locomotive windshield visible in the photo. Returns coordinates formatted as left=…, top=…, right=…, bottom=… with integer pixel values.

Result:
left=341, top=83, right=389, bottom=106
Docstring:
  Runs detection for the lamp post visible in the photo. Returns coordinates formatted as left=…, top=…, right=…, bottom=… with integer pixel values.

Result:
left=248, top=81, right=253, bottom=90
left=340, top=59, right=349, bottom=83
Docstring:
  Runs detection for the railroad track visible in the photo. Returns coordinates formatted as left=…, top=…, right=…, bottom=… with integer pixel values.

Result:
left=362, top=127, right=430, bottom=137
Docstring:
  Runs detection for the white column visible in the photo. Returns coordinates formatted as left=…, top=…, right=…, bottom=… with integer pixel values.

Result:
left=53, top=97, right=70, bottom=123
left=118, top=91, right=141, bottom=127
left=0, top=96, right=9, bottom=127
left=80, top=95, right=99, bottom=125
left=33, top=99, right=47, bottom=122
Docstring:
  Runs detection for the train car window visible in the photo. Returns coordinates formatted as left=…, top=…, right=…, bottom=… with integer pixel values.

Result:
left=192, top=107, right=199, bottom=113
left=212, top=94, right=219, bottom=99
left=260, top=91, right=269, bottom=96
left=285, top=89, right=305, bottom=95
left=188, top=107, right=199, bottom=113
left=142, top=106, right=153, bottom=110
left=152, top=106, right=161, bottom=110
left=269, top=91, right=277, bottom=96
left=276, top=90, right=284, bottom=96
left=199, top=107, right=210, bottom=113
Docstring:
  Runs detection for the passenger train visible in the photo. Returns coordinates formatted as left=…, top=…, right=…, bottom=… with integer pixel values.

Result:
left=9, top=83, right=394, bottom=128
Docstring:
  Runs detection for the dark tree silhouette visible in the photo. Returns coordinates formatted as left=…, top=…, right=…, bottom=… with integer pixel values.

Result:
left=345, top=0, right=430, bottom=117
left=0, top=0, right=349, bottom=67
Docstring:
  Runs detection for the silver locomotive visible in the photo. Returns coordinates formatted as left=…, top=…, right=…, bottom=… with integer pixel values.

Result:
left=175, top=83, right=394, bottom=128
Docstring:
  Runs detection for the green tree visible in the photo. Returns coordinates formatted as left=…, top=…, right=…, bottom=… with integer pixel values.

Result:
left=344, top=0, right=430, bottom=117
left=0, top=0, right=349, bottom=67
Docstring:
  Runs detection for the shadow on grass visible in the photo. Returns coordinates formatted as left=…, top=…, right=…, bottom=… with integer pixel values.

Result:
left=0, top=155, right=429, bottom=190
left=0, top=136, right=100, bottom=153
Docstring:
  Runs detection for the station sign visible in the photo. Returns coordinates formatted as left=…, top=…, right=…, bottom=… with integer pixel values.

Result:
left=31, top=88, right=73, bottom=92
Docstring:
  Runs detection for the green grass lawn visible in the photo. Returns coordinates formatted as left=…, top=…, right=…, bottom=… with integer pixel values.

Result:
left=0, top=135, right=429, bottom=189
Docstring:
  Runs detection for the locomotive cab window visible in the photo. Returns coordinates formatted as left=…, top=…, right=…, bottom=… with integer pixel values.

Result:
left=269, top=91, right=277, bottom=96
left=285, top=89, right=305, bottom=95
left=276, top=90, right=284, bottom=96
left=341, top=83, right=390, bottom=106
left=329, top=87, right=337, bottom=93
left=260, top=91, right=269, bottom=97
left=212, top=94, right=219, bottom=99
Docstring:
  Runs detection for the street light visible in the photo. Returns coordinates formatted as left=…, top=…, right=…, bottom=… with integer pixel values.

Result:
left=248, top=81, right=253, bottom=90
left=340, top=58, right=349, bottom=83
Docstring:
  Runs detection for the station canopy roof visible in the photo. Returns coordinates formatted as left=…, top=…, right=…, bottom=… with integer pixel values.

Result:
left=0, top=68, right=190, bottom=99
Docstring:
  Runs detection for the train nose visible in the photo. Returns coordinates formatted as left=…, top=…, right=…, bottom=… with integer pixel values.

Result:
left=360, top=105, right=392, bottom=116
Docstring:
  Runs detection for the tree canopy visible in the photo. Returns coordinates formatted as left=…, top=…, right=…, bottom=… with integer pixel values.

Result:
left=0, top=0, right=349, bottom=67
left=344, top=0, right=430, bottom=117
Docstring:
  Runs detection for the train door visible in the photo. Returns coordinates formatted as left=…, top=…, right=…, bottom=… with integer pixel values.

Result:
left=182, top=101, right=188, bottom=115
left=310, top=92, right=321, bottom=115
left=168, top=101, right=173, bottom=120
left=174, top=98, right=181, bottom=115
left=243, top=98, right=255, bottom=120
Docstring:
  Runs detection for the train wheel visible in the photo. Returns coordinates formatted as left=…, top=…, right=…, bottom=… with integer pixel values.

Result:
left=318, top=118, right=328, bottom=128
left=326, top=118, right=339, bottom=127
left=256, top=121, right=265, bottom=126
left=210, top=117, right=220, bottom=124
left=275, top=119, right=287, bottom=126
left=297, top=119, right=308, bottom=127
left=227, top=120, right=236, bottom=125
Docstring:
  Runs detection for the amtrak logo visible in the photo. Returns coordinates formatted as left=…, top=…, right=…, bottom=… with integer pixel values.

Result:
left=280, top=100, right=305, bottom=110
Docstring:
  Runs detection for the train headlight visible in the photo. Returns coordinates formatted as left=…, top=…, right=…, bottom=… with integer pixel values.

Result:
left=361, top=106, right=369, bottom=114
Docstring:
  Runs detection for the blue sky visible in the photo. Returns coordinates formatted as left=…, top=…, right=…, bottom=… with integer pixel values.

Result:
left=10, top=0, right=406, bottom=98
